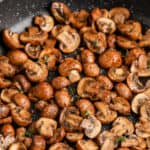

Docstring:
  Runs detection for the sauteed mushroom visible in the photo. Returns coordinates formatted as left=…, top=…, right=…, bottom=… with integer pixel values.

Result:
left=49, top=143, right=73, bottom=150
left=34, top=15, right=54, bottom=32
left=2, top=29, right=23, bottom=49
left=8, top=142, right=27, bottom=150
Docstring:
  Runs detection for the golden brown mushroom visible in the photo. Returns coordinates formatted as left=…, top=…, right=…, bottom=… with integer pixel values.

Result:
left=80, top=115, right=101, bottom=138
left=95, top=102, right=117, bottom=124
left=98, top=49, right=122, bottom=68
left=20, top=26, right=48, bottom=45
left=54, top=88, right=71, bottom=108
left=0, top=105, right=10, bottom=119
left=0, top=76, right=11, bottom=89
left=66, top=132, right=84, bottom=142
left=76, top=99, right=95, bottom=116
left=76, top=139, right=99, bottom=150
left=34, top=15, right=54, bottom=32
left=49, top=143, right=73, bottom=150
left=83, top=32, right=107, bottom=54
left=7, top=50, right=28, bottom=65
left=1, top=124, right=15, bottom=137
left=109, top=7, right=130, bottom=24
left=107, top=34, right=116, bottom=48
left=115, top=83, right=132, bottom=100
left=116, top=36, right=137, bottom=49
left=23, top=59, right=48, bottom=82
left=52, top=76, right=70, bottom=89
left=8, top=142, right=27, bottom=150
left=111, top=117, right=134, bottom=136
left=36, top=117, right=57, bottom=138
left=11, top=107, right=32, bottom=126
left=140, top=101, right=150, bottom=120
left=109, top=97, right=131, bottom=115
left=39, top=48, right=62, bottom=70
left=69, top=9, right=89, bottom=29
left=28, top=82, right=53, bottom=102
left=108, top=66, right=129, bottom=82
left=51, top=2, right=71, bottom=24
left=2, top=29, right=23, bottom=49
left=58, top=58, right=82, bottom=83
left=96, top=17, right=116, bottom=34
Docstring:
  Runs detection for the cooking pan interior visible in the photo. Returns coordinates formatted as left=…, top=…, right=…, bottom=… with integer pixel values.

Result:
left=0, top=0, right=150, bottom=127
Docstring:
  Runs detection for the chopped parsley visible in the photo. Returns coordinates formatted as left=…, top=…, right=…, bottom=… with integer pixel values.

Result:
left=115, top=136, right=126, bottom=144
left=147, top=61, right=150, bottom=68
left=24, top=131, right=33, bottom=138
left=82, top=110, right=90, bottom=117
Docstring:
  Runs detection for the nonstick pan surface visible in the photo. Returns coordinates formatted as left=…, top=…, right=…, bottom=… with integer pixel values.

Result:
left=0, top=0, right=150, bottom=133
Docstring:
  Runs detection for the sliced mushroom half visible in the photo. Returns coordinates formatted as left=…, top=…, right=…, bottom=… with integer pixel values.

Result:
left=34, top=15, right=54, bottom=32
left=80, top=115, right=101, bottom=139
left=96, top=17, right=116, bottom=34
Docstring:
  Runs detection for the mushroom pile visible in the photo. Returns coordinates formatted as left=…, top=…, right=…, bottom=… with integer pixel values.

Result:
left=1, top=2, right=150, bottom=150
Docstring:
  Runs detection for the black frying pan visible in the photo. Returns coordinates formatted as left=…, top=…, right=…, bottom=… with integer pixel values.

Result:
left=0, top=0, right=149, bottom=131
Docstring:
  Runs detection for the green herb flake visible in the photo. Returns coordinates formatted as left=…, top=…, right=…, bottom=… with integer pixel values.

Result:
left=19, top=89, right=25, bottom=94
left=69, top=87, right=76, bottom=96
left=147, top=61, right=150, bottom=69
left=24, top=131, right=33, bottom=138
left=115, top=136, right=126, bottom=143
left=82, top=110, right=90, bottom=117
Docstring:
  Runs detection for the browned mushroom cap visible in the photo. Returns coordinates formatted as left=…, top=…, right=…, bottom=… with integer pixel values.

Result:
left=58, top=58, right=82, bottom=83
left=12, top=93, right=31, bottom=110
left=20, top=26, right=48, bottom=45
left=131, top=54, right=150, bottom=77
left=1, top=88, right=19, bottom=103
left=51, top=25, right=64, bottom=37
left=11, top=107, right=32, bottom=126
left=118, top=20, right=142, bottom=40
left=127, top=73, right=145, bottom=93
left=0, top=104, right=10, bottom=119
left=59, top=107, right=82, bottom=132
left=34, top=15, right=54, bottom=32
left=0, top=55, right=16, bottom=77
left=83, top=32, right=107, bottom=54
left=51, top=2, right=71, bottom=24
left=97, top=131, right=115, bottom=150
left=116, top=36, right=137, bottom=49
left=140, top=101, right=150, bottom=120
left=69, top=9, right=89, bottom=29
left=96, top=17, right=116, bottom=34
left=76, top=139, right=99, bottom=150
left=66, top=132, right=84, bottom=142
left=80, top=115, right=101, bottom=138
left=0, top=76, right=11, bottom=89
left=30, top=135, right=46, bottom=150
left=52, top=76, right=70, bottom=89
left=23, top=59, right=48, bottom=82
left=12, top=74, right=31, bottom=93
left=2, top=29, right=24, bottom=49
left=115, top=83, right=132, bottom=100
left=55, top=88, right=71, bottom=108
left=39, top=48, right=62, bottom=70
left=107, top=34, right=116, bottom=48
left=36, top=117, right=57, bottom=138
left=81, top=49, right=95, bottom=63
left=83, top=63, right=100, bottom=77
left=80, top=26, right=95, bottom=36
left=95, top=102, right=117, bottom=124
left=109, top=7, right=130, bottom=24
left=139, top=28, right=150, bottom=47
left=41, top=104, right=59, bottom=119
left=91, top=8, right=109, bottom=22
left=1, top=124, right=15, bottom=137
left=24, top=43, right=42, bottom=59
left=131, top=89, right=150, bottom=114
left=28, top=82, right=53, bottom=102
left=49, top=143, right=73, bottom=150
left=76, top=99, right=95, bottom=116
left=135, top=118, right=150, bottom=138
left=96, top=75, right=113, bottom=90
left=35, top=100, right=48, bottom=111
left=146, top=137, right=150, bottom=149
left=108, top=66, right=129, bottom=82
left=77, top=77, right=98, bottom=100
left=98, top=49, right=122, bottom=69
left=111, top=117, right=134, bottom=136
left=117, top=148, right=129, bottom=150
left=7, top=49, right=28, bottom=65
left=47, top=127, right=65, bottom=144
left=125, top=48, right=146, bottom=65
left=110, top=97, right=131, bottom=115
left=56, top=26, right=80, bottom=53
left=8, top=142, right=27, bottom=150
